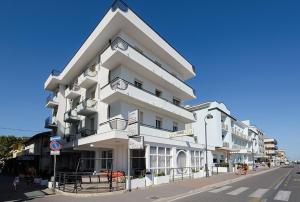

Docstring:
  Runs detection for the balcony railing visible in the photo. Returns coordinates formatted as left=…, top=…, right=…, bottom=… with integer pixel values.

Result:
left=231, top=128, right=251, bottom=142
left=50, top=69, right=61, bottom=76
left=78, top=67, right=98, bottom=88
left=65, top=83, right=81, bottom=99
left=79, top=128, right=97, bottom=137
left=45, top=94, right=58, bottom=108
left=64, top=110, right=80, bottom=123
left=108, top=37, right=196, bottom=96
left=99, top=118, right=128, bottom=130
left=101, top=77, right=191, bottom=113
left=45, top=116, right=57, bottom=129
left=222, top=123, right=229, bottom=132
left=76, top=98, right=97, bottom=116
left=223, top=142, right=229, bottom=148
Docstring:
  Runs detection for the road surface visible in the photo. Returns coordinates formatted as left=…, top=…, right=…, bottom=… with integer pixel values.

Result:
left=175, top=165, right=299, bottom=202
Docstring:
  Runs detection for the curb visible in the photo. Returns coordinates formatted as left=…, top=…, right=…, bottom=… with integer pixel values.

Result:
left=155, top=167, right=279, bottom=202
left=50, top=188, right=127, bottom=198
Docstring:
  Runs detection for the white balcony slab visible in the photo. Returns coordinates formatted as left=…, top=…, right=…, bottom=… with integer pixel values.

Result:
left=101, top=38, right=195, bottom=100
left=77, top=99, right=97, bottom=116
left=78, top=72, right=98, bottom=89
left=100, top=79, right=195, bottom=123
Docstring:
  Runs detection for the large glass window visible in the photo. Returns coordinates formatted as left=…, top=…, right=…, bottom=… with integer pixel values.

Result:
left=101, top=150, right=113, bottom=170
left=149, top=146, right=172, bottom=175
left=191, top=150, right=202, bottom=171
left=131, top=149, right=146, bottom=177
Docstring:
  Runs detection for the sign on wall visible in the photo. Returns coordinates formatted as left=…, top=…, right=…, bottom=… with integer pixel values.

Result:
left=169, top=129, right=194, bottom=138
left=128, top=136, right=144, bottom=150
left=128, top=110, right=140, bottom=137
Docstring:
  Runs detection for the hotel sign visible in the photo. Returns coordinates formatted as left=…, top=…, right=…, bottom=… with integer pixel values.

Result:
left=128, top=110, right=140, bottom=137
left=128, top=136, right=144, bottom=150
left=169, top=129, right=194, bottom=138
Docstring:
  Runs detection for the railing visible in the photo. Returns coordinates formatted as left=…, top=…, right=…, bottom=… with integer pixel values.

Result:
left=46, top=94, right=57, bottom=104
left=64, top=110, right=79, bottom=122
left=222, top=123, right=229, bottom=131
left=223, top=142, right=229, bottom=148
left=56, top=171, right=125, bottom=193
left=108, top=37, right=196, bottom=95
left=78, top=98, right=97, bottom=109
left=50, top=69, right=61, bottom=76
left=45, top=116, right=57, bottom=127
left=99, top=118, right=128, bottom=130
left=68, top=83, right=80, bottom=91
left=83, top=67, right=97, bottom=77
left=102, top=77, right=192, bottom=113
left=80, top=128, right=97, bottom=137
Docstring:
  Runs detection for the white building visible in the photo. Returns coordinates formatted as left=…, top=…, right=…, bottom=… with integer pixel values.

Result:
left=44, top=0, right=206, bottom=179
left=187, top=101, right=266, bottom=171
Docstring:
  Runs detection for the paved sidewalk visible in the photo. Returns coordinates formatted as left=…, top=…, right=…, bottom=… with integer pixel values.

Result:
left=38, top=167, right=277, bottom=202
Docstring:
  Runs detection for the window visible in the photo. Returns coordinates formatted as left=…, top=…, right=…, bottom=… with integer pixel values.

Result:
left=149, top=146, right=172, bottom=175
left=156, top=117, right=162, bottom=129
left=155, top=89, right=162, bottom=97
left=134, top=79, right=143, bottom=89
left=213, top=154, right=218, bottom=163
left=173, top=97, right=181, bottom=106
left=191, top=150, right=202, bottom=171
left=173, top=122, right=178, bottom=132
left=101, top=150, right=113, bottom=169
left=90, top=90, right=96, bottom=99
left=131, top=150, right=146, bottom=177
left=139, top=111, right=143, bottom=124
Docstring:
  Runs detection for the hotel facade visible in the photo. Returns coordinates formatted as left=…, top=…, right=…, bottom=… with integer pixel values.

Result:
left=187, top=101, right=267, bottom=170
left=44, top=0, right=209, bottom=179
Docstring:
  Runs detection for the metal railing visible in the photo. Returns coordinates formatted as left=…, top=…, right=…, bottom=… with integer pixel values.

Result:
left=64, top=110, right=79, bottom=122
left=102, top=77, right=192, bottom=113
left=67, top=83, right=80, bottom=91
left=56, top=171, right=126, bottom=193
left=79, top=128, right=97, bottom=137
left=99, top=118, right=128, bottom=130
left=108, top=37, right=196, bottom=96
left=46, top=94, right=57, bottom=104
left=45, top=116, right=57, bottom=128
left=83, top=67, right=97, bottom=77
left=50, top=69, right=61, bottom=76
left=78, top=98, right=97, bottom=109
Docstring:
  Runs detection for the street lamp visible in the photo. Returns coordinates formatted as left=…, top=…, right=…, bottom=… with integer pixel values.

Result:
left=204, top=114, right=213, bottom=177
left=252, top=137, right=256, bottom=171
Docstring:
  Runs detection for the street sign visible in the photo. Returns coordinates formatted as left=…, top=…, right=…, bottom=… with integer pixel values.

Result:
left=50, top=141, right=62, bottom=151
left=50, top=135, right=61, bottom=141
left=128, top=136, right=144, bottom=149
left=50, top=150, right=60, bottom=155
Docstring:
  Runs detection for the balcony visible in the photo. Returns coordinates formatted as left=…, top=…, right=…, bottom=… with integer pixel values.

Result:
left=222, top=123, right=229, bottom=132
left=45, top=116, right=57, bottom=129
left=45, top=94, right=59, bottom=108
left=223, top=142, right=229, bottom=148
left=232, top=129, right=251, bottom=142
left=101, top=37, right=195, bottom=100
left=44, top=69, right=61, bottom=91
left=79, top=128, right=97, bottom=137
left=65, top=83, right=81, bottom=99
left=78, top=68, right=98, bottom=89
left=100, top=78, right=195, bottom=123
left=64, top=109, right=80, bottom=123
left=76, top=98, right=97, bottom=116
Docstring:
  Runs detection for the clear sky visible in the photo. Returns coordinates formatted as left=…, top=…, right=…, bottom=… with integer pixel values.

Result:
left=0, top=0, right=299, bottom=159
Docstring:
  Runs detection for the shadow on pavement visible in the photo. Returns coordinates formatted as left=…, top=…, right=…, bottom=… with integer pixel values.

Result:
left=0, top=175, right=52, bottom=202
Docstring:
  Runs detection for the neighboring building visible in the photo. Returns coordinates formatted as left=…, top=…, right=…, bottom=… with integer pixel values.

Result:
left=277, top=149, right=288, bottom=164
left=264, top=138, right=279, bottom=166
left=188, top=101, right=267, bottom=170
left=44, top=0, right=201, bottom=176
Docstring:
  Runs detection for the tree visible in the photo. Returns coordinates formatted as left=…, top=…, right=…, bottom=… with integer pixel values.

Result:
left=0, top=136, right=27, bottom=159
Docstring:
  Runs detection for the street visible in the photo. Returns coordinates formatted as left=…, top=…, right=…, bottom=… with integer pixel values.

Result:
left=174, top=165, right=299, bottom=202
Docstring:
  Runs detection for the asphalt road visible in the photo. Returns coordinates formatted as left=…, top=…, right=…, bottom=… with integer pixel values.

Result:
left=175, top=165, right=300, bottom=202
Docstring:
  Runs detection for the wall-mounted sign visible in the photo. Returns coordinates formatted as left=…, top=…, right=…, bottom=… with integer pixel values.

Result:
left=169, top=129, right=194, bottom=138
left=128, top=136, right=144, bottom=150
left=128, top=110, right=140, bottom=137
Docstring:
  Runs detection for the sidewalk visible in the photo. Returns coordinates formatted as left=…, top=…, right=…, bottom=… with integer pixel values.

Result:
left=51, top=167, right=277, bottom=202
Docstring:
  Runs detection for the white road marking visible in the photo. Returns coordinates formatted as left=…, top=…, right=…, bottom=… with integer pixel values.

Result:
left=248, top=188, right=269, bottom=198
left=226, top=187, right=249, bottom=196
left=274, top=190, right=291, bottom=201
left=274, top=169, right=292, bottom=190
left=209, top=186, right=232, bottom=193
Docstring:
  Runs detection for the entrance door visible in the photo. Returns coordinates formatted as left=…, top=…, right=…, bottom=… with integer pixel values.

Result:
left=131, top=149, right=146, bottom=177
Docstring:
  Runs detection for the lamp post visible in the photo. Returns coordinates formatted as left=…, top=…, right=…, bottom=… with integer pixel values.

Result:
left=204, top=114, right=213, bottom=177
left=252, top=137, right=256, bottom=171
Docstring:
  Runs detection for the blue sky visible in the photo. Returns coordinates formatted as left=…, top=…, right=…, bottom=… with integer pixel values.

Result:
left=0, top=0, right=299, bottom=159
